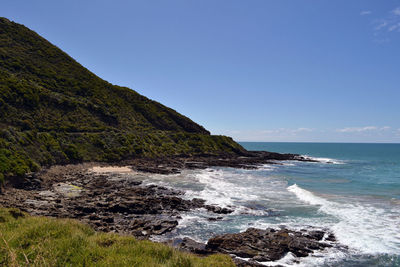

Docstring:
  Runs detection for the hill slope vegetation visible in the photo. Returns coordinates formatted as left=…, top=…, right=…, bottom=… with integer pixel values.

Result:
left=0, top=17, right=244, bottom=181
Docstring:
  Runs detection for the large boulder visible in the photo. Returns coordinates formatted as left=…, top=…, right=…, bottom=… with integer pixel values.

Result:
left=206, top=228, right=333, bottom=262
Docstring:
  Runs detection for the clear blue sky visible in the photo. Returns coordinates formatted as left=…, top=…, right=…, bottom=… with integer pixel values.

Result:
left=3, top=0, right=400, bottom=142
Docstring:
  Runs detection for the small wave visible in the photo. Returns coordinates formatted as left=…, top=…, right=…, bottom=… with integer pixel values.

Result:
left=302, top=156, right=345, bottom=164
left=281, top=162, right=296, bottom=166
left=177, top=214, right=204, bottom=228
left=287, top=184, right=330, bottom=206
left=258, top=164, right=278, bottom=171
left=259, top=247, right=348, bottom=267
left=259, top=252, right=297, bottom=266
left=288, top=184, right=400, bottom=255
left=184, top=169, right=262, bottom=208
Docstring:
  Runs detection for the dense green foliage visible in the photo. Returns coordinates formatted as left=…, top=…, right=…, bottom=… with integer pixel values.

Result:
left=0, top=17, right=245, bottom=179
left=0, top=208, right=235, bottom=266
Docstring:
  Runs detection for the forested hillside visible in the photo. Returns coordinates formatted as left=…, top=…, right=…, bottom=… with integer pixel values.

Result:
left=0, top=17, right=244, bottom=181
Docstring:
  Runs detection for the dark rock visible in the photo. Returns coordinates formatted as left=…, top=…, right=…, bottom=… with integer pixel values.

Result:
left=233, top=257, right=268, bottom=267
left=130, top=218, right=178, bottom=237
left=206, top=228, right=334, bottom=262
left=306, top=230, right=325, bottom=241
left=207, top=216, right=224, bottom=221
left=191, top=198, right=206, bottom=206
left=88, top=214, right=100, bottom=220
left=326, top=233, right=336, bottom=242
left=205, top=205, right=233, bottom=214
left=103, top=216, right=114, bottom=223
left=177, top=237, right=210, bottom=255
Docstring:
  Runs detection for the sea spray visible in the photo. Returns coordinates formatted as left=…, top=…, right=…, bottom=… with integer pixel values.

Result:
left=288, top=184, right=400, bottom=255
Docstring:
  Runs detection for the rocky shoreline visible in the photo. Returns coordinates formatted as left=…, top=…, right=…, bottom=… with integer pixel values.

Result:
left=122, top=150, right=319, bottom=174
left=0, top=152, right=337, bottom=266
left=175, top=227, right=336, bottom=267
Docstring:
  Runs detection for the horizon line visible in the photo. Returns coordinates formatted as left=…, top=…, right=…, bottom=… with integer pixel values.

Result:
left=236, top=141, right=400, bottom=144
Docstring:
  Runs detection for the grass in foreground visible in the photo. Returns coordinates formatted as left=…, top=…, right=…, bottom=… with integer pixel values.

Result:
left=0, top=208, right=235, bottom=267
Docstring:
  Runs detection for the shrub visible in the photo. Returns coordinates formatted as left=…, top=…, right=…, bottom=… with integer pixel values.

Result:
left=64, top=144, right=83, bottom=162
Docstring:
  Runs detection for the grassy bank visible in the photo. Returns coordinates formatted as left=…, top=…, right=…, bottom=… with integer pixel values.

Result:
left=0, top=208, right=234, bottom=267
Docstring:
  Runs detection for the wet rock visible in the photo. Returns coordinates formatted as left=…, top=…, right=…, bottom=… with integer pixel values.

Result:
left=233, top=258, right=268, bottom=267
left=306, top=230, right=325, bottom=241
left=184, top=161, right=206, bottom=169
left=325, top=233, right=336, bottom=242
left=207, top=216, right=224, bottom=221
left=206, top=228, right=334, bottom=262
left=205, top=205, right=233, bottom=214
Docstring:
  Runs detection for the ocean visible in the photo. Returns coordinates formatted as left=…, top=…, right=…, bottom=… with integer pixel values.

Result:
left=143, top=142, right=400, bottom=266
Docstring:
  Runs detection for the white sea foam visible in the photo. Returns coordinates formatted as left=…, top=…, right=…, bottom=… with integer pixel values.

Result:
left=259, top=247, right=348, bottom=267
left=288, top=184, right=400, bottom=255
left=142, top=166, right=400, bottom=265
left=268, top=161, right=297, bottom=166
left=185, top=169, right=261, bottom=209
left=281, top=162, right=296, bottom=166
left=302, top=156, right=345, bottom=164
left=177, top=214, right=206, bottom=228
left=259, top=164, right=279, bottom=170
left=259, top=252, right=297, bottom=266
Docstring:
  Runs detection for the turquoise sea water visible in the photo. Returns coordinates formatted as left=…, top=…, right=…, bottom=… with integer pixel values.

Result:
left=142, top=142, right=400, bottom=266
left=242, top=142, right=400, bottom=200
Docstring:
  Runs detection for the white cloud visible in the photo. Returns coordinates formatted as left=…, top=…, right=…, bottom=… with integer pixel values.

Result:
left=337, top=126, right=390, bottom=133
left=370, top=6, right=400, bottom=40
left=392, top=7, right=400, bottom=16
left=292, top=127, right=313, bottom=133
left=258, top=128, right=313, bottom=135
left=375, top=21, right=388, bottom=31
left=337, top=126, right=376, bottom=133
left=255, top=128, right=314, bottom=135
left=360, top=10, right=372, bottom=16
left=388, top=22, right=400, bottom=31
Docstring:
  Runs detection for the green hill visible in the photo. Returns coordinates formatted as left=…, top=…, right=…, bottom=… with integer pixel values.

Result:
left=0, top=17, right=244, bottom=182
